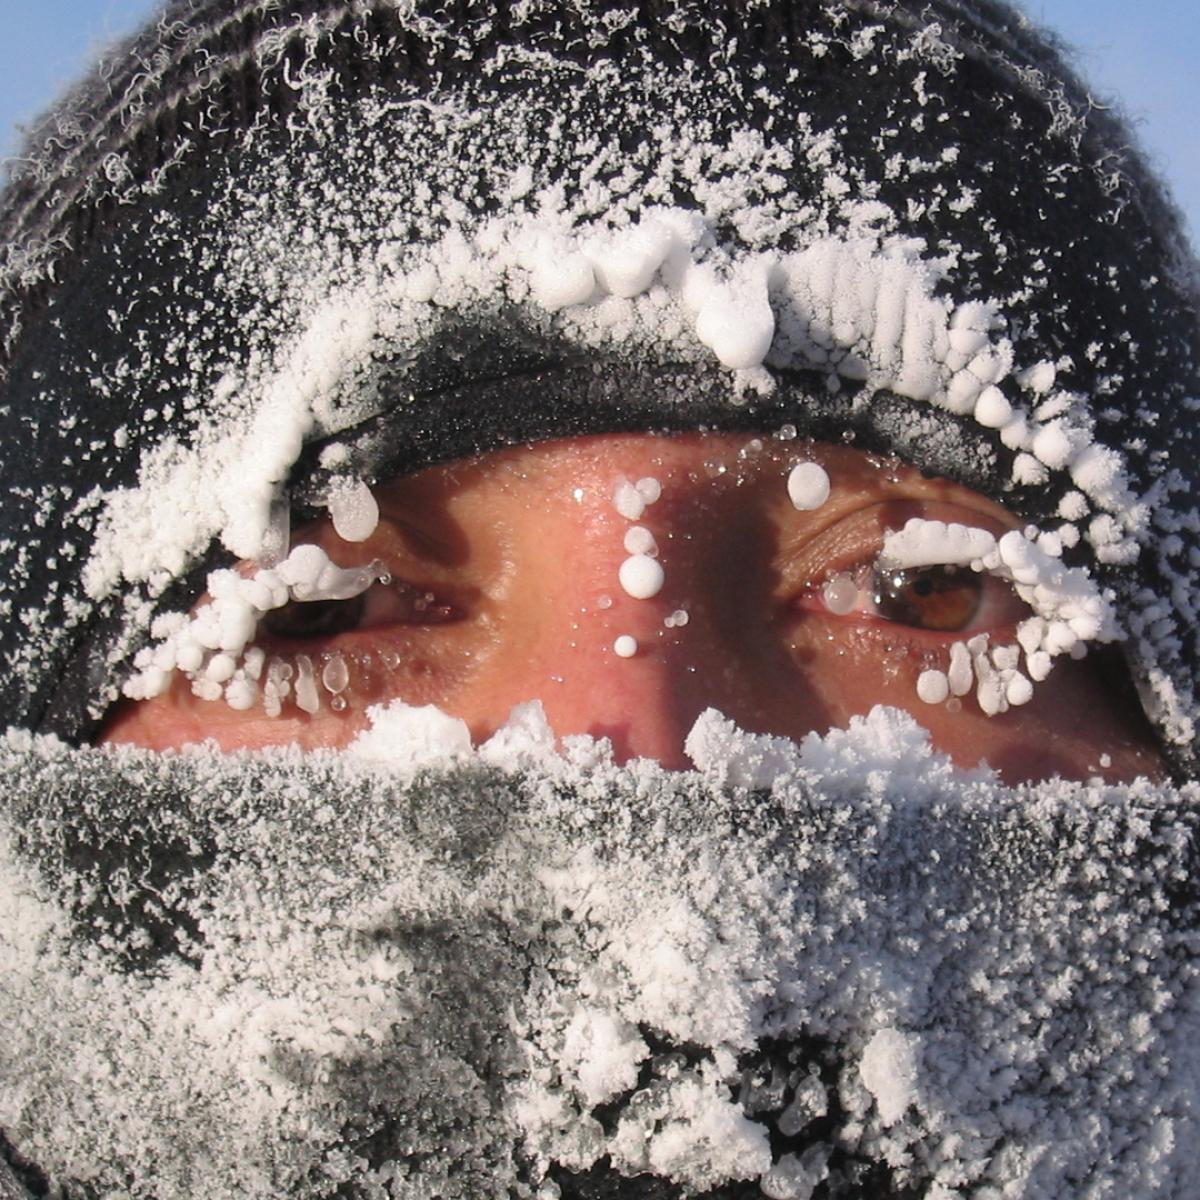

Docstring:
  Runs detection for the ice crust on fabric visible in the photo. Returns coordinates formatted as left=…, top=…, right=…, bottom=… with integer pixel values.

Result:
left=2, top=710, right=1199, bottom=1198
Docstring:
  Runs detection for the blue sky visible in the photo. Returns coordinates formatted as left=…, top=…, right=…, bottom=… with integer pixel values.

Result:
left=1, top=1, right=1197, bottom=249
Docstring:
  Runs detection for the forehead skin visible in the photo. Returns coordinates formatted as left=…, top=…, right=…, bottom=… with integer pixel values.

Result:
left=102, top=433, right=1163, bottom=785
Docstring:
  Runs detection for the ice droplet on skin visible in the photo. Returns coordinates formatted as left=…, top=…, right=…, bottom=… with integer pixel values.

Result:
left=619, top=554, right=665, bottom=599
left=613, top=635, right=638, bottom=658
left=787, top=462, right=831, bottom=511
left=624, top=526, right=658, bottom=556
left=917, top=669, right=950, bottom=705
left=322, top=653, right=350, bottom=695
left=328, top=479, right=379, bottom=543
left=822, top=574, right=857, bottom=615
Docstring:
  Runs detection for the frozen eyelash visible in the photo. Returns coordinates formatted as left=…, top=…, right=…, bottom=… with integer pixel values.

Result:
left=884, top=518, right=1119, bottom=717
left=123, top=544, right=386, bottom=710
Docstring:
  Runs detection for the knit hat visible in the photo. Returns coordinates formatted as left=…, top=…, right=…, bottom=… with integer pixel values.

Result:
left=1, top=0, right=1198, bottom=770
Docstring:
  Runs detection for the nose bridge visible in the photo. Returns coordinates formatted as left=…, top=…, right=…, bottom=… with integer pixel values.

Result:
left=480, top=452, right=767, bottom=767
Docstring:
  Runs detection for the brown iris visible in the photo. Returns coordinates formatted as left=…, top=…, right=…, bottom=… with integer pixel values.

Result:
left=872, top=564, right=983, bottom=632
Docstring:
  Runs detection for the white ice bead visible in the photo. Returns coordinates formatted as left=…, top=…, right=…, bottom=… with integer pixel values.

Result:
left=1006, top=672, right=1034, bottom=706
left=1027, top=650, right=1053, bottom=681
left=589, top=220, right=675, bottom=298
left=277, top=543, right=329, bottom=589
left=967, top=350, right=1005, bottom=385
left=329, top=479, right=380, bottom=543
left=192, top=678, right=223, bottom=702
left=916, top=669, right=950, bottom=705
left=947, top=642, right=974, bottom=696
left=225, top=678, right=257, bottom=711
left=613, top=635, right=638, bottom=658
left=946, top=370, right=983, bottom=414
left=218, top=603, right=257, bottom=652
left=243, top=646, right=266, bottom=681
left=951, top=300, right=1000, bottom=332
left=635, top=477, right=662, bottom=504
left=1031, top=422, right=1073, bottom=469
left=206, top=569, right=242, bottom=603
left=977, top=673, right=1006, bottom=716
left=205, top=653, right=237, bottom=684
left=1021, top=360, right=1057, bottom=394
left=1016, top=618, right=1046, bottom=656
left=140, top=667, right=170, bottom=698
left=1044, top=620, right=1077, bottom=655
left=974, top=386, right=1012, bottom=429
left=613, top=481, right=646, bottom=521
left=191, top=608, right=222, bottom=651
left=619, top=554, right=665, bottom=599
left=694, top=274, right=776, bottom=370
left=529, top=253, right=596, bottom=311
left=243, top=576, right=279, bottom=612
left=295, top=654, right=320, bottom=714
left=948, top=327, right=990, bottom=357
left=624, top=526, right=658, bottom=556
left=999, top=413, right=1030, bottom=452
left=786, top=462, right=831, bottom=511
left=991, top=644, right=1020, bottom=671
left=152, top=642, right=177, bottom=672
left=998, top=529, right=1033, bottom=570
left=176, top=640, right=205, bottom=673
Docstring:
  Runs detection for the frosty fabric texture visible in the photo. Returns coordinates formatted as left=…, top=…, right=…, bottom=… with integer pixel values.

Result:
left=0, top=0, right=1197, bottom=769
left=2, top=709, right=1199, bottom=1199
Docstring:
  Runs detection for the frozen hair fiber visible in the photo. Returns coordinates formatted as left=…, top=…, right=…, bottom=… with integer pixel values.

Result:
left=1, top=0, right=1199, bottom=768
left=4, top=6, right=1200, bottom=1199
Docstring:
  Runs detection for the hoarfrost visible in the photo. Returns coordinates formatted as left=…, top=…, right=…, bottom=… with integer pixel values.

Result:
left=2, top=708, right=1196, bottom=1197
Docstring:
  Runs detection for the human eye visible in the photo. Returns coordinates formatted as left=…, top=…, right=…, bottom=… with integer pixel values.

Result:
left=259, top=576, right=461, bottom=641
left=812, top=557, right=1030, bottom=635
left=789, top=503, right=1030, bottom=638
left=122, top=507, right=486, bottom=722
left=784, top=503, right=1114, bottom=719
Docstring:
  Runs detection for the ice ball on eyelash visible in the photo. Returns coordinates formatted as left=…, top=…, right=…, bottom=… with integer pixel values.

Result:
left=787, top=462, right=830, bottom=511
left=225, top=677, right=257, bottom=711
left=619, top=554, right=665, bottom=599
left=613, top=481, right=646, bottom=520
left=613, top=635, right=638, bottom=658
left=822, top=574, right=857, bottom=615
left=917, top=669, right=950, bottom=705
left=624, top=526, right=658, bottom=556
left=1006, top=672, right=1034, bottom=706
left=328, top=479, right=380, bottom=543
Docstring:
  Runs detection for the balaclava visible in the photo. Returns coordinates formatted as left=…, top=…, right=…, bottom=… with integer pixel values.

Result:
left=2, top=2, right=1200, bottom=1197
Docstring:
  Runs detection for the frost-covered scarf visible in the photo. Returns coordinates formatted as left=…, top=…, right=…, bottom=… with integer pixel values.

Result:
left=2, top=704, right=1199, bottom=1198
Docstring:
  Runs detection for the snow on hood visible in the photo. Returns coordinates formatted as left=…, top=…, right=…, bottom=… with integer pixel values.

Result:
left=2, top=705, right=1198, bottom=1197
